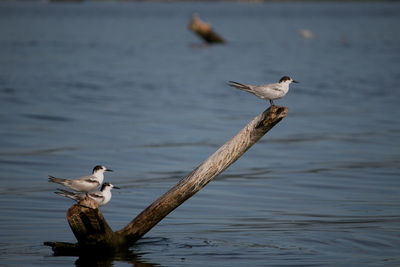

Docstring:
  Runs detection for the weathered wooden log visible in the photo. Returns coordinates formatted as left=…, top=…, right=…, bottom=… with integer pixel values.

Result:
left=188, top=13, right=226, bottom=44
left=45, top=105, right=288, bottom=253
left=66, top=197, right=117, bottom=249
left=116, top=105, right=287, bottom=247
left=45, top=197, right=119, bottom=255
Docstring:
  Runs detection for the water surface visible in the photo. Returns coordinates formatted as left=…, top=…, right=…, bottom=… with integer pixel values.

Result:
left=0, top=2, right=400, bottom=266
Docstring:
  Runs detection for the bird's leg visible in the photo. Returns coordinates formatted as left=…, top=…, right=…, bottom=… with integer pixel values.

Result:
left=269, top=99, right=275, bottom=106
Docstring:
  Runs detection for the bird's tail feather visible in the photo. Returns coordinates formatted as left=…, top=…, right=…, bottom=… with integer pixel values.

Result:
left=54, top=189, right=81, bottom=202
left=228, top=81, right=252, bottom=92
left=48, top=175, right=70, bottom=186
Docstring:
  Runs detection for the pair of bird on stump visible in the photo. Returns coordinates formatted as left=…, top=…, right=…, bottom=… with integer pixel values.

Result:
left=49, top=165, right=118, bottom=207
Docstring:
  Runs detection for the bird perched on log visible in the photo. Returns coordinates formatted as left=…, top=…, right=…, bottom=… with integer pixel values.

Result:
left=55, top=182, right=120, bottom=207
left=228, top=76, right=299, bottom=106
left=48, top=165, right=113, bottom=194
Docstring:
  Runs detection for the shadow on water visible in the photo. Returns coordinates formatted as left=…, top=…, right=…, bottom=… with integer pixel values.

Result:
left=73, top=250, right=159, bottom=267
left=48, top=242, right=162, bottom=267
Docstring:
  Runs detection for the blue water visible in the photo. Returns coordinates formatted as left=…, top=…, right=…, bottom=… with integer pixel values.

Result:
left=1, top=1, right=400, bottom=266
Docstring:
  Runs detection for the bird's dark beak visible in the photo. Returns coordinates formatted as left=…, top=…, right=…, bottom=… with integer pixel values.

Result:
left=106, top=169, right=113, bottom=172
left=293, top=80, right=299, bottom=83
left=113, top=186, right=120, bottom=189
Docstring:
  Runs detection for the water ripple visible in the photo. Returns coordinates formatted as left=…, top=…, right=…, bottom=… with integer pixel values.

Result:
left=0, top=146, right=78, bottom=156
left=22, top=113, right=74, bottom=122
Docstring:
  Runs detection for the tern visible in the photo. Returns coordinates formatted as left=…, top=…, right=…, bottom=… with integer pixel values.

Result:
left=55, top=182, right=120, bottom=207
left=228, top=76, right=299, bottom=106
left=48, top=165, right=113, bottom=193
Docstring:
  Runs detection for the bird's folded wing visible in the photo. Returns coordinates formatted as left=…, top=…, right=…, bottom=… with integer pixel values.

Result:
left=76, top=174, right=95, bottom=181
left=89, top=192, right=105, bottom=201
left=270, top=86, right=284, bottom=92
left=56, top=188, right=75, bottom=194
left=79, top=177, right=100, bottom=184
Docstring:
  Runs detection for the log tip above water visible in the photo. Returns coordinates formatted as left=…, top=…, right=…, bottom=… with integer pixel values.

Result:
left=188, top=13, right=226, bottom=44
left=255, top=105, right=288, bottom=129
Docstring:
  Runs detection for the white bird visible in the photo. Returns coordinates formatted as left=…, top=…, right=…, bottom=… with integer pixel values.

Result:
left=55, top=182, right=120, bottom=207
left=228, top=76, right=299, bottom=106
left=48, top=165, right=113, bottom=193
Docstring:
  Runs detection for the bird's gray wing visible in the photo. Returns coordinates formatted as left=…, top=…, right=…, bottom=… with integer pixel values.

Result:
left=56, top=188, right=76, bottom=194
left=85, top=179, right=100, bottom=185
left=76, top=174, right=95, bottom=181
left=89, top=192, right=105, bottom=201
left=269, top=85, right=284, bottom=92
left=55, top=189, right=82, bottom=201
left=76, top=175, right=100, bottom=185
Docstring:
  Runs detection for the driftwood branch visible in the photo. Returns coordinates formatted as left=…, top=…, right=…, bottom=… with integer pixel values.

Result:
left=188, top=13, right=226, bottom=44
left=116, top=105, right=287, bottom=247
left=45, top=105, right=288, bottom=254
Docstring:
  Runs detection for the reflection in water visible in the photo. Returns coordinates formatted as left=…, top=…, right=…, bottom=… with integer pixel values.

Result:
left=74, top=249, right=159, bottom=267
left=46, top=240, right=163, bottom=267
